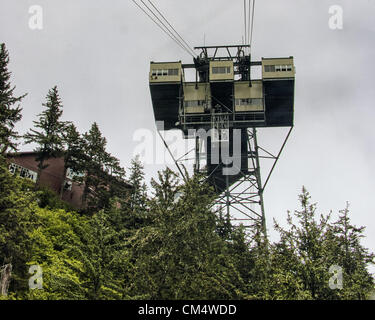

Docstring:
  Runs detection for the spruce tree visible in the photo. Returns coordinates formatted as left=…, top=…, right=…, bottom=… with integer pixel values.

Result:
left=104, top=156, right=148, bottom=236
left=0, top=43, right=27, bottom=154
left=24, top=86, right=67, bottom=185
left=271, top=187, right=375, bottom=299
left=327, top=204, right=375, bottom=299
left=80, top=122, right=127, bottom=213
left=59, top=123, right=83, bottom=199
left=104, top=153, right=127, bottom=201
left=71, top=210, right=128, bottom=299
left=128, top=168, right=244, bottom=299
left=81, top=122, right=108, bottom=211
left=272, top=187, right=334, bottom=299
left=128, top=156, right=147, bottom=211
left=0, top=156, right=36, bottom=295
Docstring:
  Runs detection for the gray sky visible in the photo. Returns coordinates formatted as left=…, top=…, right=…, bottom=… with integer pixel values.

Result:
left=1, top=0, right=375, bottom=270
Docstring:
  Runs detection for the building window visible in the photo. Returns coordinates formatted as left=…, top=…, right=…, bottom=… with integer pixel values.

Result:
left=151, top=68, right=179, bottom=76
left=235, top=98, right=263, bottom=106
left=264, top=65, right=275, bottom=72
left=184, top=100, right=206, bottom=108
left=265, top=64, right=292, bottom=72
left=8, top=163, right=38, bottom=182
left=168, top=68, right=179, bottom=76
left=212, top=66, right=231, bottom=74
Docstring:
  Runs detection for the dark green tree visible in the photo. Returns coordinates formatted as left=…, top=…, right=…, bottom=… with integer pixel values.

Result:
left=110, top=156, right=149, bottom=231
left=225, top=225, right=254, bottom=293
left=272, top=187, right=334, bottom=299
left=80, top=122, right=127, bottom=213
left=26, top=206, right=87, bottom=300
left=69, top=210, right=129, bottom=299
left=326, top=203, right=375, bottom=299
left=24, top=86, right=67, bottom=185
left=0, top=156, right=36, bottom=295
left=243, top=222, right=275, bottom=299
left=104, top=153, right=127, bottom=201
left=128, top=156, right=147, bottom=211
left=59, top=123, right=83, bottom=199
left=80, top=122, right=109, bottom=211
left=269, top=187, right=375, bottom=300
left=216, top=208, right=233, bottom=241
left=127, top=168, right=244, bottom=299
left=0, top=43, right=27, bottom=154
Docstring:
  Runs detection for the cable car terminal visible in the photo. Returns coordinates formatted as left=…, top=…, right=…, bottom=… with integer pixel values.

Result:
left=149, top=45, right=295, bottom=234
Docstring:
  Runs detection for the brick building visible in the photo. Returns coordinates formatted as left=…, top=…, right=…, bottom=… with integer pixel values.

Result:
left=6, top=152, right=131, bottom=209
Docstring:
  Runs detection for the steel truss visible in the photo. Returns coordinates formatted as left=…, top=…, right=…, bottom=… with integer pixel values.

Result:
left=158, top=126, right=293, bottom=236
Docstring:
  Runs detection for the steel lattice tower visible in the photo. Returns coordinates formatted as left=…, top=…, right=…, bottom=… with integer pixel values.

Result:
left=150, top=45, right=295, bottom=235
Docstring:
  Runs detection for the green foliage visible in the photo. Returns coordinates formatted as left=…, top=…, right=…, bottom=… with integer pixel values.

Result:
left=1, top=153, right=374, bottom=300
left=0, top=156, right=36, bottom=294
left=26, top=207, right=87, bottom=300
left=127, top=169, right=245, bottom=299
left=59, top=123, right=84, bottom=199
left=78, top=122, right=127, bottom=213
left=68, top=210, right=130, bottom=299
left=270, top=188, right=334, bottom=299
left=24, top=86, right=67, bottom=184
left=128, top=155, right=147, bottom=212
left=0, top=43, right=27, bottom=154
left=268, top=187, right=374, bottom=300
left=36, top=185, right=75, bottom=211
left=327, top=203, right=375, bottom=299
left=1, top=40, right=374, bottom=301
left=107, top=157, right=149, bottom=232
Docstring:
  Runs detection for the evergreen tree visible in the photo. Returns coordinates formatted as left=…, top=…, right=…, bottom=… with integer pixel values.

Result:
left=327, top=203, right=375, bottom=299
left=272, top=187, right=334, bottom=299
left=69, top=210, right=129, bottom=299
left=80, top=122, right=127, bottom=213
left=24, top=86, right=67, bottom=185
left=104, top=153, right=127, bottom=201
left=59, top=123, right=83, bottom=199
left=244, top=222, right=276, bottom=299
left=270, top=187, right=375, bottom=300
left=128, top=156, right=147, bottom=211
left=268, top=224, right=312, bottom=299
left=27, top=207, right=87, bottom=300
left=80, top=122, right=110, bottom=211
left=0, top=43, right=27, bottom=154
left=110, top=156, right=149, bottom=231
left=127, top=169, right=244, bottom=299
left=104, top=156, right=148, bottom=250
left=0, top=156, right=36, bottom=295
left=225, top=225, right=255, bottom=295
left=216, top=208, right=233, bottom=241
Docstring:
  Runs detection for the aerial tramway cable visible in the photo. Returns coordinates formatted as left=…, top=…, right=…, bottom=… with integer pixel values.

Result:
left=147, top=0, right=196, bottom=57
left=249, top=0, right=255, bottom=48
left=244, top=0, right=255, bottom=52
left=139, top=0, right=194, bottom=57
left=243, top=0, right=247, bottom=46
left=132, top=0, right=195, bottom=58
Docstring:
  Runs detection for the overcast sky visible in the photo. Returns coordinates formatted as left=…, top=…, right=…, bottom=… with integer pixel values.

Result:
left=1, top=0, right=375, bottom=270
